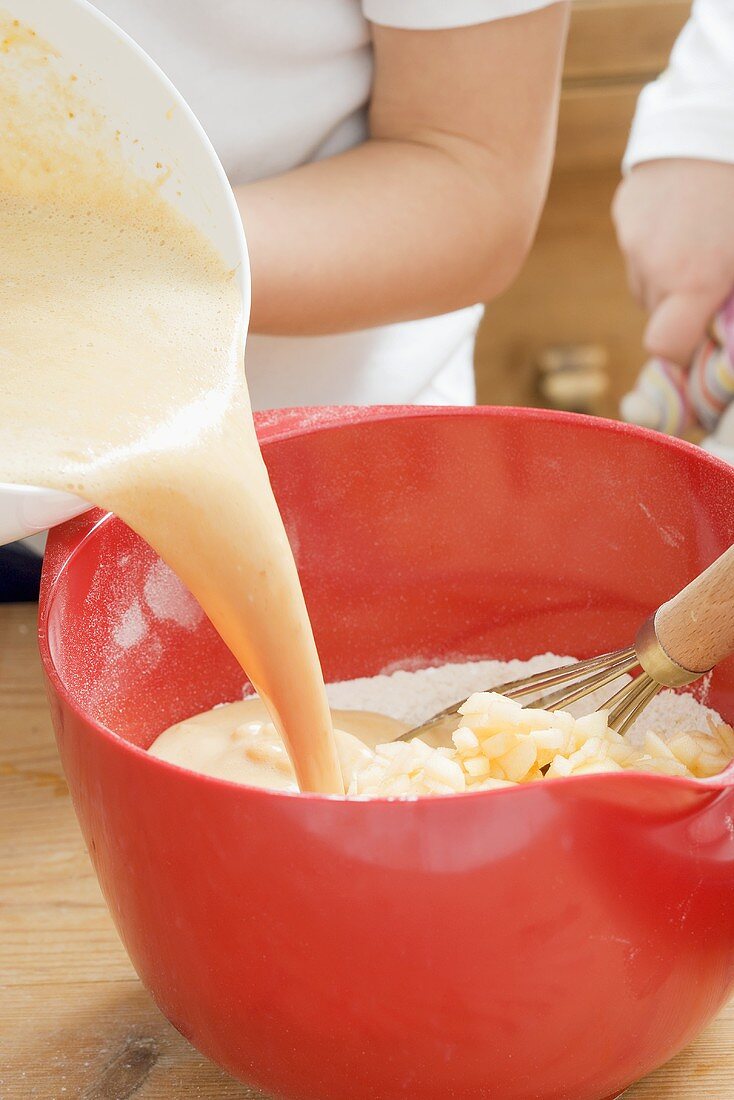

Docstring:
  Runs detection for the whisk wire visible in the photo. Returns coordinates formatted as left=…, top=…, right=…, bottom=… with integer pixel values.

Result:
left=527, top=649, right=638, bottom=712
left=608, top=675, right=663, bottom=734
left=497, top=649, right=628, bottom=700
left=603, top=670, right=650, bottom=722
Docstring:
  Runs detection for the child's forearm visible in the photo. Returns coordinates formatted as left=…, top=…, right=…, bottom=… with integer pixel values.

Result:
left=238, top=137, right=537, bottom=335
left=236, top=6, right=569, bottom=337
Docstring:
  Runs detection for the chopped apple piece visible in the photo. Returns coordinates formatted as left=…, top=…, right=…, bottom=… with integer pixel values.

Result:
left=481, top=732, right=519, bottom=759
left=497, top=738, right=538, bottom=782
left=546, top=754, right=573, bottom=778
left=464, top=755, right=491, bottom=778
left=712, top=720, right=734, bottom=755
left=644, top=731, right=676, bottom=760
left=575, top=712, right=610, bottom=740
left=452, top=727, right=480, bottom=754
left=573, top=758, right=623, bottom=775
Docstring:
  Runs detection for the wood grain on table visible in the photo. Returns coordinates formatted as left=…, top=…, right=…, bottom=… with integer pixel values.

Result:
left=2, top=601, right=733, bottom=1099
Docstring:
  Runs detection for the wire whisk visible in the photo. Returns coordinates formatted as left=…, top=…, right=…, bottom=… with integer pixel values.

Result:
left=401, top=544, right=734, bottom=744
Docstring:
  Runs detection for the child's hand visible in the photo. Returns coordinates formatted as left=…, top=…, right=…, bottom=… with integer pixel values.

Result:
left=613, top=159, right=734, bottom=366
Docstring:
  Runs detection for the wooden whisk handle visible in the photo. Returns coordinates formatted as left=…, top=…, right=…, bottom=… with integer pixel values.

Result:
left=655, top=544, right=734, bottom=674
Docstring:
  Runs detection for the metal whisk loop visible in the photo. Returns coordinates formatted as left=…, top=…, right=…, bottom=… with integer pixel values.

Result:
left=495, top=649, right=628, bottom=700
left=606, top=674, right=663, bottom=734
left=522, top=648, right=638, bottom=712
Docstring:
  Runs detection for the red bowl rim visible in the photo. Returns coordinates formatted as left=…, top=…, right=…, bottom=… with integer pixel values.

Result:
left=37, top=404, right=734, bottom=804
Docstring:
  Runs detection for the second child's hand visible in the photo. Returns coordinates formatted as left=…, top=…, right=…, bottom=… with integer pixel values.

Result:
left=613, top=158, right=734, bottom=367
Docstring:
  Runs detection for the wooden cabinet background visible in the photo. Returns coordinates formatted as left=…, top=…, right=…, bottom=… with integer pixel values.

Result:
left=474, top=0, right=692, bottom=418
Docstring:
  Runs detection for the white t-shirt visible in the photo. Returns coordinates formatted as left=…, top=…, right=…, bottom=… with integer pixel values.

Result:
left=93, top=0, right=556, bottom=410
left=625, top=0, right=734, bottom=171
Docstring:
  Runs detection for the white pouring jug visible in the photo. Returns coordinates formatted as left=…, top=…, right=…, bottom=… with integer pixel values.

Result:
left=0, top=0, right=250, bottom=547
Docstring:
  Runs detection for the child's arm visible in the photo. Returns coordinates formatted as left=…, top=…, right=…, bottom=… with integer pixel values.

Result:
left=237, top=3, right=569, bottom=336
left=613, top=0, right=734, bottom=367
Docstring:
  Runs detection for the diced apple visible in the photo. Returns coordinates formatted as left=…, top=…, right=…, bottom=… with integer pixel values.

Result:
left=546, top=754, right=573, bottom=777
left=385, top=774, right=413, bottom=796
left=459, top=692, right=523, bottom=728
left=464, top=755, right=491, bottom=778
left=636, top=756, right=691, bottom=778
left=644, top=731, right=676, bottom=760
left=529, top=728, right=566, bottom=751
left=571, top=737, right=607, bottom=765
left=375, top=742, right=403, bottom=759
left=668, top=734, right=700, bottom=770
left=528, top=727, right=567, bottom=767
left=607, top=742, right=636, bottom=766
left=497, top=738, right=538, bottom=782
left=474, top=777, right=515, bottom=790
left=423, top=753, right=466, bottom=791
left=513, top=706, right=573, bottom=734
left=481, top=732, right=519, bottom=759
left=712, top=720, right=734, bottom=756
left=573, top=758, right=623, bottom=775
left=696, top=752, right=728, bottom=779
left=350, top=680, right=732, bottom=798
left=452, top=727, right=480, bottom=754
left=575, top=712, right=610, bottom=740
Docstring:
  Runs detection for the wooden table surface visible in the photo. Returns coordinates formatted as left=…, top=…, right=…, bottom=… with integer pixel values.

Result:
left=2, top=601, right=734, bottom=1100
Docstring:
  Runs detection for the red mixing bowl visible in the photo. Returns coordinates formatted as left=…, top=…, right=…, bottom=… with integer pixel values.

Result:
left=39, top=407, right=734, bottom=1100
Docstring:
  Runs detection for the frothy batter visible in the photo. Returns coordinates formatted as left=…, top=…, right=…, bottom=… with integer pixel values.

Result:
left=0, top=16, right=341, bottom=793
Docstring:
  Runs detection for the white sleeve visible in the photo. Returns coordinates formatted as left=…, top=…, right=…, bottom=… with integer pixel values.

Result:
left=362, top=0, right=561, bottom=31
left=624, top=0, right=734, bottom=171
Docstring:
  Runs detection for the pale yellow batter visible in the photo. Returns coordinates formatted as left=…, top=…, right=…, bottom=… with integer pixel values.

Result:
left=150, top=699, right=409, bottom=793
left=0, top=16, right=341, bottom=793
